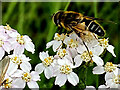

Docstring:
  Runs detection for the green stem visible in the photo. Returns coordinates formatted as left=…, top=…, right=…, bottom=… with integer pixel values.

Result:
left=64, top=0, right=71, bottom=11
left=94, top=1, right=97, bottom=18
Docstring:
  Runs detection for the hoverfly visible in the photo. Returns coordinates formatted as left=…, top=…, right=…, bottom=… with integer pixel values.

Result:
left=52, top=11, right=107, bottom=60
left=52, top=11, right=105, bottom=37
left=0, top=56, right=10, bottom=87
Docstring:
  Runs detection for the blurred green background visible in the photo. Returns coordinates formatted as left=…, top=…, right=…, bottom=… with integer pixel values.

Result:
left=2, top=2, right=119, bottom=89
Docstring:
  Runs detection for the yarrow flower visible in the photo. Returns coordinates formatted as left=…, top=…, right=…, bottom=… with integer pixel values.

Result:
left=53, top=58, right=79, bottom=87
left=93, top=62, right=118, bottom=75
left=35, top=51, right=54, bottom=79
left=46, top=33, right=66, bottom=52
left=11, top=70, right=40, bottom=88
left=105, top=69, right=120, bottom=88
left=0, top=24, right=36, bottom=89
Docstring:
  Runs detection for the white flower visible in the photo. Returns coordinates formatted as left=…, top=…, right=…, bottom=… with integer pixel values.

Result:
left=64, top=32, right=82, bottom=49
left=35, top=51, right=54, bottom=79
left=0, top=32, right=12, bottom=60
left=53, top=58, right=79, bottom=87
left=99, top=38, right=116, bottom=57
left=93, top=62, right=118, bottom=75
left=54, top=48, right=77, bottom=60
left=9, top=34, right=35, bottom=54
left=0, top=24, right=19, bottom=37
left=75, top=45, right=104, bottom=66
left=46, top=33, right=66, bottom=52
left=11, top=70, right=40, bottom=88
left=7, top=54, right=31, bottom=75
left=105, top=69, right=120, bottom=88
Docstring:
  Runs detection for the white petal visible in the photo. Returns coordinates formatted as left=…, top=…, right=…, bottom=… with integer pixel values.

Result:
left=67, top=72, right=79, bottom=86
left=85, top=86, right=96, bottom=90
left=105, top=72, right=113, bottom=81
left=23, top=35, right=32, bottom=42
left=53, top=40, right=62, bottom=52
left=12, top=78, right=25, bottom=88
left=2, top=42, right=11, bottom=53
left=92, top=55, right=104, bottom=66
left=67, top=48, right=77, bottom=58
left=98, top=85, right=109, bottom=90
left=63, top=37, right=71, bottom=45
left=93, top=66, right=105, bottom=74
left=20, top=61, right=32, bottom=72
left=92, top=45, right=104, bottom=56
left=57, top=59, right=66, bottom=65
left=14, top=44, right=24, bottom=55
left=39, top=51, right=49, bottom=61
left=31, top=71, right=40, bottom=81
left=55, top=74, right=67, bottom=87
left=35, top=63, right=45, bottom=74
left=11, top=70, right=23, bottom=77
left=73, top=55, right=83, bottom=68
left=27, top=81, right=39, bottom=88
left=46, top=40, right=54, bottom=49
left=6, top=61, right=18, bottom=75
left=77, top=45, right=86, bottom=54
left=25, top=42, right=35, bottom=54
left=44, top=66, right=53, bottom=79
left=0, top=47, right=5, bottom=60
left=107, top=45, right=116, bottom=57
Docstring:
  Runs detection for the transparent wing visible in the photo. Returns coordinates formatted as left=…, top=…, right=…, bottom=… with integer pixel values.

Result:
left=0, top=56, right=10, bottom=85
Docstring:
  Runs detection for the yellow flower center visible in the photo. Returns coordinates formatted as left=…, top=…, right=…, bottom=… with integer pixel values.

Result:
left=81, top=51, right=92, bottom=62
left=4, top=24, right=12, bottom=30
left=99, top=38, right=109, bottom=48
left=60, top=65, right=72, bottom=74
left=113, top=75, right=120, bottom=84
left=57, top=49, right=67, bottom=58
left=22, top=72, right=31, bottom=82
left=42, top=56, right=54, bottom=67
left=2, top=78, right=12, bottom=88
left=16, top=35, right=25, bottom=45
left=68, top=39, right=78, bottom=48
left=54, top=33, right=66, bottom=41
left=0, top=39, right=4, bottom=47
left=104, top=62, right=117, bottom=72
left=10, top=56, right=22, bottom=65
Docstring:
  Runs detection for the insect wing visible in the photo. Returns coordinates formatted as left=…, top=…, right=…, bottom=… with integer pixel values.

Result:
left=0, top=56, right=10, bottom=85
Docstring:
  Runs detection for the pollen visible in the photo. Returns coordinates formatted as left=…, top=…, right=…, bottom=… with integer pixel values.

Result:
left=42, top=56, right=54, bottom=67
left=68, top=39, right=78, bottom=48
left=99, top=38, right=109, bottom=48
left=113, top=75, right=120, bottom=84
left=22, top=72, right=31, bottom=82
left=10, top=56, right=22, bottom=65
left=54, top=33, right=66, bottom=41
left=0, top=39, right=4, bottom=47
left=81, top=51, right=92, bottom=62
left=16, top=35, right=25, bottom=45
left=57, top=49, right=67, bottom=58
left=60, top=65, right=72, bottom=74
left=104, top=62, right=117, bottom=72
left=4, top=24, right=12, bottom=30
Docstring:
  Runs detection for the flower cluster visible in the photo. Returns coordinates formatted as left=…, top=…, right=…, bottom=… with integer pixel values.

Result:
left=0, top=24, right=40, bottom=89
left=35, top=31, right=118, bottom=88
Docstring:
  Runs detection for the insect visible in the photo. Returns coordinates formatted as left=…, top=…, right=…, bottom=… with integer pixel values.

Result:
left=52, top=11, right=105, bottom=37
left=0, top=56, right=10, bottom=86
left=52, top=11, right=108, bottom=60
